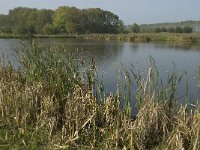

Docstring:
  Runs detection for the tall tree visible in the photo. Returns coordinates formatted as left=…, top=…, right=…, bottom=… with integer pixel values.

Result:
left=35, top=9, right=54, bottom=34
left=183, top=26, right=193, bottom=33
left=9, top=7, right=37, bottom=34
left=0, top=15, right=11, bottom=34
left=131, top=23, right=140, bottom=33
left=175, top=26, right=183, bottom=33
left=53, top=6, right=83, bottom=34
left=0, top=6, right=124, bottom=35
left=85, top=8, right=123, bottom=33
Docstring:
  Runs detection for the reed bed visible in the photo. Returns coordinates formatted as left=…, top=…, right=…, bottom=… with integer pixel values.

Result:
left=81, top=33, right=200, bottom=43
left=1, top=33, right=200, bottom=44
left=0, top=33, right=22, bottom=39
left=0, top=40, right=199, bottom=149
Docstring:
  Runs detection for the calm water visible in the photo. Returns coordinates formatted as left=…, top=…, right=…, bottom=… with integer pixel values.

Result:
left=0, top=38, right=200, bottom=113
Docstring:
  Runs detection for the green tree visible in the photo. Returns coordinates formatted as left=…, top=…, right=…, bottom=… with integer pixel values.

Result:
left=155, top=27, right=161, bottom=33
left=183, top=26, right=193, bottom=33
left=53, top=6, right=83, bottom=34
left=168, top=27, right=175, bottom=33
left=160, top=27, right=167, bottom=32
left=85, top=8, right=105, bottom=33
left=0, top=15, right=11, bottom=34
left=1, top=6, right=124, bottom=35
left=175, top=26, right=183, bottom=33
left=9, top=7, right=37, bottom=34
left=131, top=23, right=140, bottom=33
left=35, top=9, right=54, bottom=34
left=103, top=10, right=124, bottom=33
left=85, top=8, right=123, bottom=33
left=52, top=7, right=67, bottom=33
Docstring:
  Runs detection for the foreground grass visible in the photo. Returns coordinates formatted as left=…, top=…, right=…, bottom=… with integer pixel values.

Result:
left=0, top=41, right=199, bottom=149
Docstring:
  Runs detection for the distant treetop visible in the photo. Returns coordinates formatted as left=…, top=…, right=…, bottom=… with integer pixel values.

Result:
left=0, top=6, right=124, bottom=35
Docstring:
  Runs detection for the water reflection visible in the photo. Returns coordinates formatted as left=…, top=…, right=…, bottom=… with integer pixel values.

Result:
left=0, top=39, right=20, bottom=68
left=153, top=42, right=200, bottom=51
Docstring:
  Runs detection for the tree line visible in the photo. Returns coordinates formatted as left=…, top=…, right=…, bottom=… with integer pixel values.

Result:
left=0, top=6, right=124, bottom=35
left=127, top=23, right=193, bottom=33
left=154, top=26, right=193, bottom=33
left=0, top=6, right=197, bottom=35
left=141, top=20, right=200, bottom=32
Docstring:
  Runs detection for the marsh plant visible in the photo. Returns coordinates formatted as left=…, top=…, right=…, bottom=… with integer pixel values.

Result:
left=0, top=40, right=199, bottom=149
left=83, top=33, right=200, bottom=43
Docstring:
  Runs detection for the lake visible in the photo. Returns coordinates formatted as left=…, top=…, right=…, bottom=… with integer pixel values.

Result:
left=0, top=38, right=200, bottom=114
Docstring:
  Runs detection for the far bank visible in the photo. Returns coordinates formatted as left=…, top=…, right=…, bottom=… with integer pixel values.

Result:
left=1, top=33, right=200, bottom=43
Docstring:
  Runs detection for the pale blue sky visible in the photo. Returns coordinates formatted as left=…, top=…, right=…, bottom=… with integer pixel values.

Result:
left=0, top=0, right=200, bottom=25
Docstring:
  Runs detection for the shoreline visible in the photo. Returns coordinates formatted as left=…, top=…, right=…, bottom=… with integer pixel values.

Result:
left=1, top=33, right=200, bottom=44
left=80, top=33, right=200, bottom=43
left=0, top=34, right=77, bottom=39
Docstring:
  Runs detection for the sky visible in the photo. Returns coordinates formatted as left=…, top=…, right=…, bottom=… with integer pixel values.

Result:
left=0, top=0, right=200, bottom=25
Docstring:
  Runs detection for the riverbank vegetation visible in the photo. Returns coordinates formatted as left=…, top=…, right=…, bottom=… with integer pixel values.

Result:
left=0, top=41, right=199, bottom=149
left=82, top=33, right=200, bottom=43
left=1, top=32, right=200, bottom=44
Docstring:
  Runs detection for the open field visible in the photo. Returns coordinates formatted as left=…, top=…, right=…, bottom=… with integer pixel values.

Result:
left=0, top=40, right=199, bottom=149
